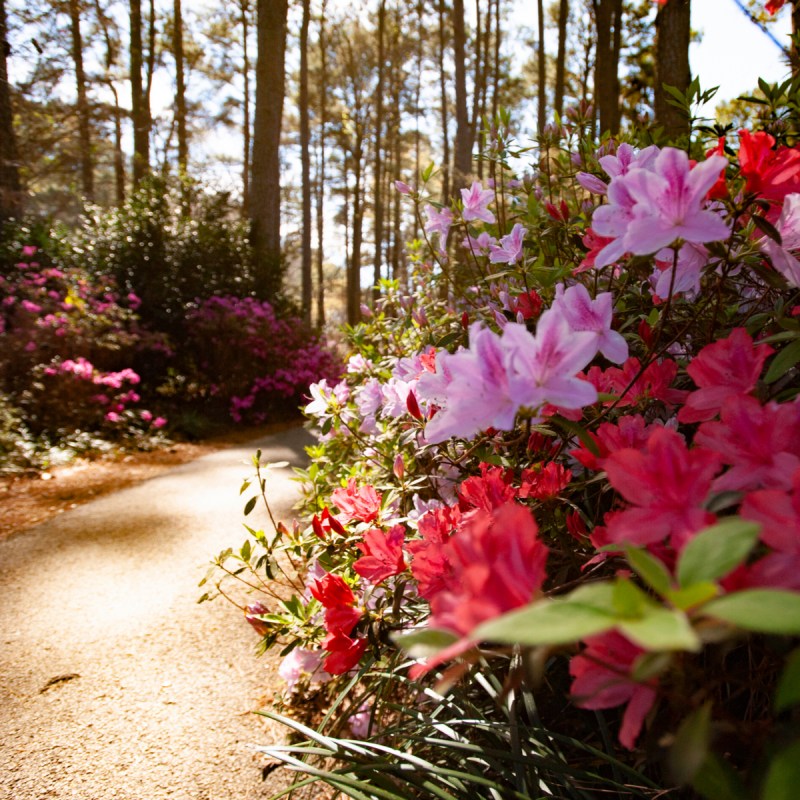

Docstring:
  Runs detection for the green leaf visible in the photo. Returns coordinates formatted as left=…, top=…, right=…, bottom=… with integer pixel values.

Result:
left=753, top=214, right=783, bottom=245
left=240, top=539, right=251, bottom=561
left=239, top=479, right=251, bottom=496
left=474, top=590, right=617, bottom=647
left=762, top=740, right=800, bottom=800
left=243, top=496, right=257, bottom=516
left=702, top=590, right=800, bottom=635
left=625, top=546, right=672, bottom=596
left=775, top=648, right=800, bottom=713
left=669, top=703, right=712, bottom=786
left=692, top=754, right=749, bottom=800
left=764, top=339, right=800, bottom=384
left=619, top=607, right=701, bottom=652
left=667, top=582, right=720, bottom=611
left=613, top=578, right=652, bottom=617
left=677, top=518, right=760, bottom=587
left=393, top=628, right=459, bottom=659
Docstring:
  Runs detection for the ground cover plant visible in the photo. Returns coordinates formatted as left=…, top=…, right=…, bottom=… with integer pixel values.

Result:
left=208, top=75, right=800, bottom=799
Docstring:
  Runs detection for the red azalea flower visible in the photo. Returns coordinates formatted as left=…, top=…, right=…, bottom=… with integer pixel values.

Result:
left=458, top=463, right=516, bottom=513
left=695, top=395, right=800, bottom=493
left=705, top=136, right=728, bottom=199
left=738, top=129, right=800, bottom=202
left=331, top=479, right=382, bottom=523
left=354, top=525, right=407, bottom=584
left=322, top=630, right=368, bottom=675
left=571, top=414, right=663, bottom=472
left=577, top=227, right=616, bottom=273
left=766, top=0, right=786, bottom=14
left=408, top=506, right=460, bottom=600
left=428, top=502, right=548, bottom=636
left=602, top=427, right=722, bottom=551
left=678, top=328, right=773, bottom=424
left=309, top=572, right=356, bottom=608
left=519, top=462, right=572, bottom=500
left=312, top=507, right=346, bottom=539
left=511, top=289, right=543, bottom=320
left=586, top=357, right=687, bottom=408
left=570, top=631, right=657, bottom=750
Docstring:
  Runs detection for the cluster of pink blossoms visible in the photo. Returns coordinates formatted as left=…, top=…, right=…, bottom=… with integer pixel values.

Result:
left=416, top=283, right=627, bottom=442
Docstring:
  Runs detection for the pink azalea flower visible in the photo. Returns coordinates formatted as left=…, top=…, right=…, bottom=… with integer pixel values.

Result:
left=460, top=181, right=496, bottom=223
left=424, top=205, right=454, bottom=239
left=489, top=223, right=527, bottom=264
left=551, top=283, right=628, bottom=364
left=622, top=148, right=730, bottom=255
left=649, top=242, right=709, bottom=301
left=422, top=324, right=518, bottom=443
left=598, top=142, right=659, bottom=179
left=503, top=311, right=598, bottom=413
left=152, top=416, right=167, bottom=428
left=278, top=647, right=329, bottom=691
left=678, top=328, right=773, bottom=424
left=570, top=631, right=657, bottom=750
left=591, top=175, right=640, bottom=267
left=331, top=479, right=382, bottom=524
left=760, top=192, right=800, bottom=288
left=462, top=231, right=497, bottom=256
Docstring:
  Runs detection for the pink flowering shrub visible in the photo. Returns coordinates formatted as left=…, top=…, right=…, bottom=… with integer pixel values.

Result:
left=182, top=295, right=341, bottom=424
left=208, top=105, right=800, bottom=797
left=0, top=243, right=169, bottom=465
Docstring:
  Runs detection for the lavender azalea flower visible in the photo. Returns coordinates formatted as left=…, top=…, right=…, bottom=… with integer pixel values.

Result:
left=489, top=223, right=527, bottom=265
left=461, top=181, right=496, bottom=223
left=761, top=192, right=800, bottom=288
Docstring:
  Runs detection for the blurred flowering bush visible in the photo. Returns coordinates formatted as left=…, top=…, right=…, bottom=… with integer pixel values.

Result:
left=208, top=83, right=800, bottom=799
left=0, top=242, right=168, bottom=468
left=182, top=295, right=341, bottom=424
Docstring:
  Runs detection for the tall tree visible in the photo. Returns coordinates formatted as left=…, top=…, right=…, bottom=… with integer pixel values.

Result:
left=250, top=0, right=288, bottom=298
left=0, top=0, right=21, bottom=222
left=315, top=0, right=327, bottom=327
left=130, top=0, right=150, bottom=185
left=372, top=0, right=386, bottom=302
left=68, top=0, right=93, bottom=200
left=173, top=0, right=188, bottom=205
left=537, top=0, right=545, bottom=134
left=94, top=0, right=125, bottom=205
left=299, top=0, right=312, bottom=322
left=554, top=0, right=569, bottom=120
left=437, top=0, right=450, bottom=200
left=451, top=0, right=471, bottom=191
left=593, top=0, right=623, bottom=134
left=241, top=0, right=252, bottom=216
left=654, top=0, right=690, bottom=139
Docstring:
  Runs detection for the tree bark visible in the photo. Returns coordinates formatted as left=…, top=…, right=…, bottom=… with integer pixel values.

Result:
left=299, top=0, right=312, bottom=322
left=654, top=0, right=690, bottom=140
left=250, top=0, right=288, bottom=298
left=0, top=0, right=21, bottom=222
left=315, top=0, right=327, bottom=327
left=451, top=0, right=471, bottom=192
left=130, top=0, right=150, bottom=185
left=537, top=0, right=546, bottom=134
left=593, top=0, right=622, bottom=135
left=372, top=0, right=386, bottom=302
left=554, top=0, right=568, bottom=119
left=241, top=0, right=251, bottom=216
left=173, top=0, right=189, bottom=211
left=69, top=0, right=94, bottom=201
left=438, top=0, right=450, bottom=201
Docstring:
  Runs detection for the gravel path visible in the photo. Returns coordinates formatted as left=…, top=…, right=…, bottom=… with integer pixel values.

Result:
left=0, top=426, right=314, bottom=800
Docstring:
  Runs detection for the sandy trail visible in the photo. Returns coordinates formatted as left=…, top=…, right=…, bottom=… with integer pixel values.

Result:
left=0, top=425, right=314, bottom=800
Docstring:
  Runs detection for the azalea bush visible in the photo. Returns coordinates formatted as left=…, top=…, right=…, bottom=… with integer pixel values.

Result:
left=207, top=82, right=800, bottom=798
left=181, top=295, right=342, bottom=424
left=0, top=242, right=168, bottom=469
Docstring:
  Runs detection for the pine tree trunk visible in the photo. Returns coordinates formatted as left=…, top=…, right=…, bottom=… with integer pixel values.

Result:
left=315, top=0, right=326, bottom=328
left=372, top=0, right=386, bottom=302
left=130, top=0, right=150, bottom=185
left=174, top=0, right=189, bottom=211
left=654, top=0, right=690, bottom=140
left=537, top=0, right=546, bottom=134
left=451, top=0, right=471, bottom=192
left=251, top=0, right=288, bottom=298
left=69, top=0, right=93, bottom=201
left=299, top=0, right=312, bottom=323
left=0, top=0, right=20, bottom=222
left=554, top=0, right=569, bottom=119
left=593, top=0, right=621, bottom=135
left=438, top=0, right=450, bottom=201
left=791, top=1, right=799, bottom=75
left=241, top=0, right=251, bottom=216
